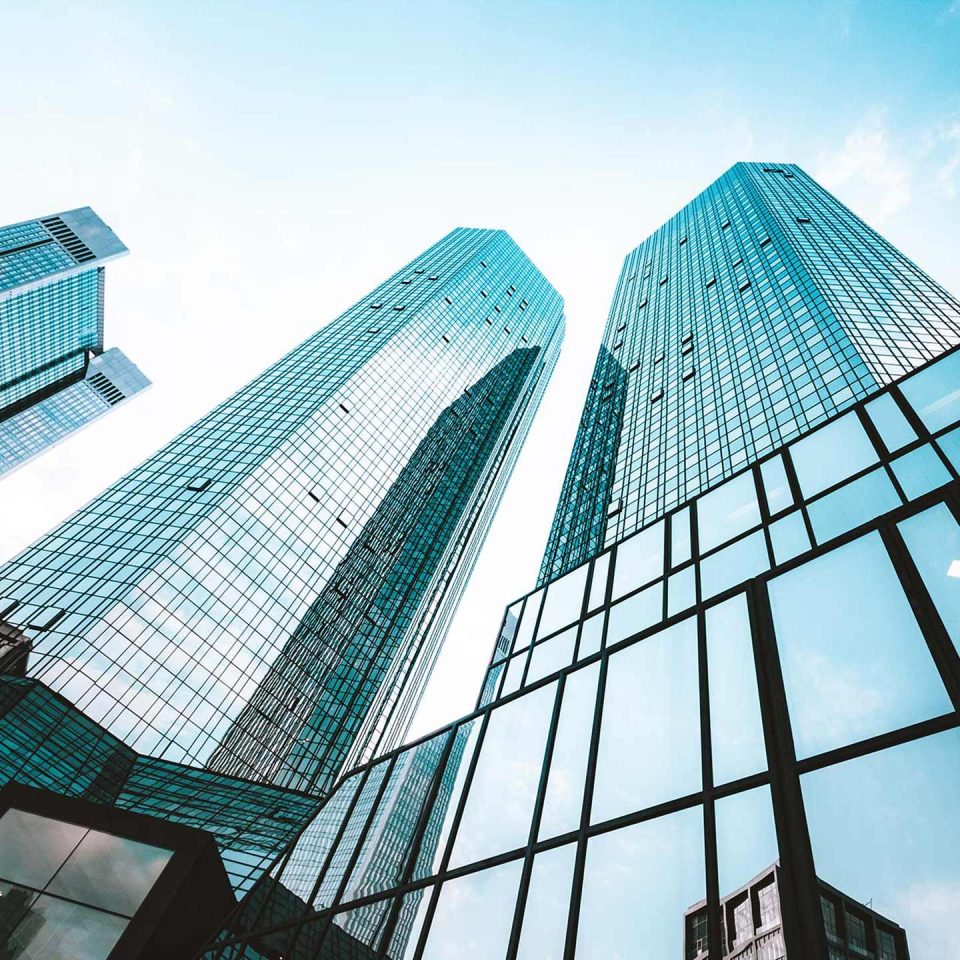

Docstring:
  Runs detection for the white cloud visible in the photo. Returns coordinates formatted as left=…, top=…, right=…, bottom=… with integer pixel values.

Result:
left=815, top=112, right=912, bottom=224
left=894, top=878, right=960, bottom=958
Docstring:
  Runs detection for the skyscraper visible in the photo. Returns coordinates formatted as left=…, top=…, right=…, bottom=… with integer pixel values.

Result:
left=0, top=227, right=564, bottom=801
left=0, top=208, right=148, bottom=474
left=204, top=164, right=960, bottom=960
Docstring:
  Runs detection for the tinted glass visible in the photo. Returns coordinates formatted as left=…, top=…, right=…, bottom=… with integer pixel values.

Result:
left=769, top=533, right=952, bottom=759
left=890, top=446, right=952, bottom=500
left=420, top=858, right=522, bottom=960
left=515, top=843, right=576, bottom=960
left=577, top=612, right=604, bottom=661
left=526, top=626, right=577, bottom=686
left=899, top=349, right=960, bottom=432
left=606, top=582, right=662, bottom=646
left=539, top=663, right=599, bottom=840
left=576, top=806, right=704, bottom=960
left=700, top=530, right=769, bottom=600
left=592, top=617, right=700, bottom=821
left=611, top=520, right=664, bottom=599
left=697, top=471, right=761, bottom=553
left=671, top=506, right=692, bottom=566
left=807, top=467, right=900, bottom=543
left=387, top=886, right=432, bottom=960
left=760, top=454, right=793, bottom=515
left=8, top=893, right=127, bottom=960
left=715, top=786, right=779, bottom=896
left=587, top=553, right=609, bottom=611
left=449, top=683, right=556, bottom=868
left=0, top=809, right=85, bottom=890
left=866, top=393, right=917, bottom=452
left=514, top=590, right=543, bottom=652
left=706, top=595, right=768, bottom=783
left=538, top=563, right=588, bottom=639
left=790, top=412, right=879, bottom=498
left=667, top=565, right=696, bottom=616
left=769, top=510, right=811, bottom=565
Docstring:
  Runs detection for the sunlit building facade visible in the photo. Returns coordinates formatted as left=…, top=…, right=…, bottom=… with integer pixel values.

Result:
left=0, top=208, right=147, bottom=474
left=204, top=166, right=960, bottom=960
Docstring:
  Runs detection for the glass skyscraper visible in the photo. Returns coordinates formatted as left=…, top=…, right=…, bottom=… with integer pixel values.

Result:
left=0, top=208, right=148, bottom=474
left=204, top=164, right=960, bottom=960
left=0, top=227, right=564, bottom=804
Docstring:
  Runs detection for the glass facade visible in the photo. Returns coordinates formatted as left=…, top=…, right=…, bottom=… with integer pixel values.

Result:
left=203, top=248, right=960, bottom=956
left=541, top=162, right=960, bottom=583
left=0, top=348, right=150, bottom=478
left=0, top=207, right=141, bottom=474
left=0, top=228, right=564, bottom=806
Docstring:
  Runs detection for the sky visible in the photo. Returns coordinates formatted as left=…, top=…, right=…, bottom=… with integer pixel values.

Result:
left=1, top=0, right=959, bottom=743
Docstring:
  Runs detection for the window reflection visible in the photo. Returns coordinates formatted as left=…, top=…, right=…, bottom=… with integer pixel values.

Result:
left=526, top=626, right=577, bottom=686
left=790, top=412, right=879, bottom=498
left=700, top=530, right=768, bottom=600
left=593, top=617, right=700, bottom=822
left=890, top=446, right=952, bottom=500
left=898, top=503, right=960, bottom=652
left=899, top=349, right=960, bottom=433
left=577, top=611, right=604, bottom=661
left=769, top=533, right=952, bottom=759
left=671, top=506, right=692, bottom=567
left=515, top=843, right=575, bottom=960
left=697, top=472, right=761, bottom=554
left=537, top=563, right=588, bottom=639
left=587, top=553, right=610, bottom=611
left=420, top=858, right=522, bottom=960
left=0, top=810, right=85, bottom=891
left=769, top=511, right=810, bottom=565
left=760, top=454, right=793, bottom=516
left=668, top=565, right=696, bottom=616
left=5, top=892, right=127, bottom=960
left=449, top=683, right=556, bottom=868
left=612, top=520, right=665, bottom=599
left=606, top=582, right=662, bottom=646
left=807, top=467, right=900, bottom=543
left=866, top=393, right=917, bottom=453
left=802, top=729, right=960, bottom=959
left=577, top=806, right=704, bottom=960
left=539, top=663, right=599, bottom=840
left=706, top=596, right=767, bottom=784
left=513, top=590, right=543, bottom=653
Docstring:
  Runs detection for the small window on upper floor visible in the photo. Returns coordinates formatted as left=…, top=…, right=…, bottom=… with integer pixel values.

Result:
left=370, top=303, right=382, bottom=309
left=706, top=278, right=717, bottom=288
left=627, top=274, right=637, bottom=282
left=400, top=278, right=412, bottom=285
left=732, top=258, right=743, bottom=268
left=494, top=305, right=501, bottom=313
left=617, top=323, right=626, bottom=332
left=629, top=361, right=640, bottom=372
left=721, top=220, right=731, bottom=229
left=444, top=295, right=453, bottom=304
left=613, top=342, right=623, bottom=351
left=651, top=390, right=663, bottom=403
left=679, top=236, right=688, bottom=245
left=339, top=403, right=350, bottom=413
left=796, top=217, right=811, bottom=224
left=683, top=368, right=696, bottom=381
left=659, top=276, right=668, bottom=285
left=442, top=334, right=450, bottom=343
left=638, top=299, right=648, bottom=309
left=186, top=478, right=211, bottom=492
left=485, top=317, right=492, bottom=325
left=481, top=290, right=488, bottom=297
left=428, top=275, right=439, bottom=280
left=521, top=335, right=527, bottom=343
left=414, top=268, right=425, bottom=274
left=307, top=490, right=320, bottom=504
left=760, top=237, right=771, bottom=247
left=682, top=332, right=693, bottom=344
left=682, top=342, right=693, bottom=355
left=481, top=260, right=488, bottom=267
left=393, top=305, right=405, bottom=311
left=655, top=352, right=665, bottom=364
left=784, top=173, right=796, bottom=179
left=739, top=281, right=751, bottom=293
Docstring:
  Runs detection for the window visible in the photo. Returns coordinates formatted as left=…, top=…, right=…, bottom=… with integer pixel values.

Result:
left=900, top=350, right=960, bottom=432
left=790, top=412, right=878, bottom=498
left=186, top=478, right=211, bottom=492
left=651, top=390, right=663, bottom=403
left=612, top=520, right=664, bottom=598
left=865, top=393, right=916, bottom=452
left=697, top=471, right=761, bottom=553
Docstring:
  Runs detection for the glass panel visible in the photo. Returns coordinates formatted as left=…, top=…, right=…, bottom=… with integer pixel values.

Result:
left=606, top=582, right=662, bottom=647
left=706, top=595, right=768, bottom=784
left=387, top=886, right=433, bottom=960
left=47, top=830, right=172, bottom=917
left=539, top=663, right=599, bottom=840
left=671, top=506, right=692, bottom=567
left=515, top=843, right=576, bottom=960
left=420, top=858, right=522, bottom=960
left=890, top=446, right=952, bottom=500
left=499, top=651, right=527, bottom=699
left=697, top=471, right=761, bottom=553
left=587, top=552, right=610, bottom=611
left=326, top=898, right=393, bottom=956
left=526, top=626, right=577, bottom=686
left=760, top=454, right=793, bottom=515
left=866, top=393, right=917, bottom=453
left=576, top=806, right=705, bottom=960
left=667, top=565, right=696, bottom=616
left=611, top=520, right=665, bottom=599
left=769, top=532, right=952, bottom=759
left=898, top=503, right=960, bottom=652
left=7, top=893, right=127, bottom=960
left=0, top=880, right=37, bottom=946
left=807, top=467, right=901, bottom=544
left=494, top=603, right=521, bottom=662
left=0, top=810, right=85, bottom=890
left=790, top=412, right=879, bottom=498
left=577, top=612, right=604, bottom=661
left=700, top=530, right=769, bottom=600
left=899, top=349, right=960, bottom=433
left=420, top=719, right=482, bottom=878
left=514, top=590, right=543, bottom=653
left=537, top=563, right=588, bottom=639
left=449, top=683, right=556, bottom=868
left=936, top=424, right=960, bottom=472
left=592, top=616, right=700, bottom=822
left=802, top=729, right=960, bottom=960
left=715, top=786, right=779, bottom=901
left=769, top=510, right=811, bottom=565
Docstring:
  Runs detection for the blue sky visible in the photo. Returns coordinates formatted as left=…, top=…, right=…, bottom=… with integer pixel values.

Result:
left=1, top=0, right=959, bottom=733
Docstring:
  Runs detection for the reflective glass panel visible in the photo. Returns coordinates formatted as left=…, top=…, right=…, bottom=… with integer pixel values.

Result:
left=577, top=612, right=604, bottom=661
left=769, top=510, right=811, bottom=565
left=611, top=520, right=665, bottom=599
left=539, top=663, right=599, bottom=840
left=760, top=454, right=793, bottom=515
left=667, top=565, right=696, bottom=616
left=496, top=604, right=521, bottom=662
left=671, top=506, right=692, bottom=567
left=449, top=683, right=556, bottom=868
left=890, top=446, right=952, bottom=500
left=515, top=842, right=576, bottom=960
left=587, top=552, right=610, bottom=611
left=526, top=626, right=577, bottom=686
left=499, top=651, right=527, bottom=699
left=421, top=858, right=522, bottom=960
left=697, top=471, right=761, bottom=553
left=327, top=898, right=392, bottom=956
left=898, top=503, right=960, bottom=652
left=807, top=467, right=900, bottom=544
left=866, top=393, right=917, bottom=453
left=514, top=590, right=543, bottom=652
left=576, top=806, right=704, bottom=960
left=8, top=893, right=127, bottom=960
left=936, top=424, right=960, bottom=472
left=790, top=411, right=878, bottom=498
left=769, top=533, right=952, bottom=759
left=0, top=810, right=85, bottom=890
left=538, top=563, right=588, bottom=639
left=387, top=886, right=433, bottom=960
left=47, top=830, right=171, bottom=916
left=700, top=530, right=769, bottom=600
left=706, top=595, right=767, bottom=784
left=802, top=729, right=960, bottom=959
left=592, top=617, right=700, bottom=822
left=606, top=582, right=662, bottom=646
left=715, top=786, right=779, bottom=898
left=900, top=349, right=960, bottom=433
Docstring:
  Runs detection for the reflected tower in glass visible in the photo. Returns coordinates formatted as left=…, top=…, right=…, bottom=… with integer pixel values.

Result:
left=0, top=227, right=564, bottom=800
left=0, top=208, right=148, bottom=478
left=541, top=162, right=960, bottom=582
